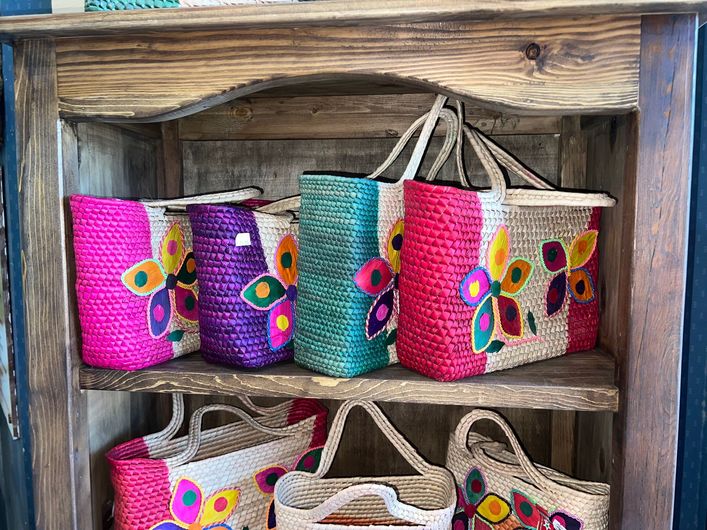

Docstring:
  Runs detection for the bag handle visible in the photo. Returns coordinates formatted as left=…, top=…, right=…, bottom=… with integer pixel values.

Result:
left=143, top=393, right=185, bottom=445
left=255, top=195, right=301, bottom=214
left=447, top=98, right=559, bottom=201
left=453, top=410, right=560, bottom=492
left=142, top=187, right=262, bottom=209
left=367, top=96, right=463, bottom=184
left=293, top=483, right=442, bottom=525
left=315, top=400, right=433, bottom=478
left=165, top=402, right=304, bottom=466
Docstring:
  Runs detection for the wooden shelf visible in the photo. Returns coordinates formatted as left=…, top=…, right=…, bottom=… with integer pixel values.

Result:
left=0, top=0, right=704, bottom=38
left=79, top=349, right=618, bottom=412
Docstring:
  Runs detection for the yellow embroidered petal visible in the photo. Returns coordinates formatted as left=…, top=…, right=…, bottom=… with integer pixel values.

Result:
left=386, top=219, right=404, bottom=274
left=161, top=223, right=185, bottom=275
left=487, top=225, right=510, bottom=281
left=568, top=230, right=598, bottom=269
left=476, top=494, right=511, bottom=523
left=200, top=488, right=240, bottom=526
left=275, top=234, right=298, bottom=286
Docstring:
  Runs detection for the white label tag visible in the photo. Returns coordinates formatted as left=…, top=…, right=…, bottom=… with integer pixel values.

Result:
left=235, top=232, right=252, bottom=247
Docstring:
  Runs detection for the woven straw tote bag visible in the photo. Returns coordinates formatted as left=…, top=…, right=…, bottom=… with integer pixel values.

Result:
left=274, top=400, right=457, bottom=529
left=71, top=188, right=261, bottom=370
left=108, top=395, right=328, bottom=530
left=188, top=196, right=300, bottom=368
left=447, top=410, right=610, bottom=530
left=397, top=114, right=616, bottom=381
left=295, top=96, right=463, bottom=377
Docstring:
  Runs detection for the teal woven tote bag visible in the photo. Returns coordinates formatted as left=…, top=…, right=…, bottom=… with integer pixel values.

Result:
left=295, top=96, right=458, bottom=377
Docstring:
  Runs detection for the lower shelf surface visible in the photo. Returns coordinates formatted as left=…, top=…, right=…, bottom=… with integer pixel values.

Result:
left=79, top=349, right=618, bottom=412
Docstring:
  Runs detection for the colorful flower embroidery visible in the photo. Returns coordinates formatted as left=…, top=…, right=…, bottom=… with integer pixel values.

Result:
left=459, top=225, right=534, bottom=353
left=293, top=446, right=323, bottom=473
left=354, top=219, right=404, bottom=340
left=540, top=231, right=598, bottom=317
left=122, top=223, right=199, bottom=340
left=241, top=234, right=298, bottom=351
left=150, top=478, right=239, bottom=530
left=453, top=469, right=584, bottom=530
left=454, top=468, right=514, bottom=528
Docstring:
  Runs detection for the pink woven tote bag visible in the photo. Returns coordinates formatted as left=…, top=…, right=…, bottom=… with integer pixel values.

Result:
left=107, top=394, right=327, bottom=530
left=447, top=409, right=610, bottom=529
left=274, top=400, right=456, bottom=529
left=397, top=119, right=615, bottom=381
left=70, top=188, right=260, bottom=370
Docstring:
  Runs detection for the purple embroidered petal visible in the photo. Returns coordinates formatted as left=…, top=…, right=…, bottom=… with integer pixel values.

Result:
left=365, top=286, right=395, bottom=339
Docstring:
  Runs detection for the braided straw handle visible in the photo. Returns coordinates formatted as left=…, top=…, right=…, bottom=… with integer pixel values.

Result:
left=143, top=393, right=185, bottom=445
left=315, top=400, right=433, bottom=478
left=166, top=402, right=304, bottom=466
left=454, top=410, right=565, bottom=493
left=367, top=96, right=462, bottom=184
left=292, top=483, right=442, bottom=526
left=255, top=195, right=301, bottom=214
left=143, top=187, right=262, bottom=209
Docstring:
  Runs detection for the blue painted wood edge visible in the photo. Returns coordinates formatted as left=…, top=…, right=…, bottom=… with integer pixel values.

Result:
left=675, top=24, right=707, bottom=530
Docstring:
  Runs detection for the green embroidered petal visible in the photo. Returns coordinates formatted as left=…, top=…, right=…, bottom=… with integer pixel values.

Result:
left=241, top=274, right=286, bottom=310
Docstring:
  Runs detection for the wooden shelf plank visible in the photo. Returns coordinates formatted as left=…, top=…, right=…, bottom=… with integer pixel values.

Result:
left=0, top=0, right=704, bottom=39
left=79, top=349, right=618, bottom=412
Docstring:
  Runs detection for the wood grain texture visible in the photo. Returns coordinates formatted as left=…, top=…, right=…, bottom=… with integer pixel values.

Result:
left=0, top=0, right=702, bottom=38
left=60, top=121, right=94, bottom=530
left=182, top=134, right=559, bottom=199
left=158, top=121, right=183, bottom=198
left=178, top=94, right=561, bottom=141
left=54, top=16, right=641, bottom=120
left=615, top=14, right=697, bottom=530
left=79, top=350, right=618, bottom=411
left=15, top=39, right=77, bottom=530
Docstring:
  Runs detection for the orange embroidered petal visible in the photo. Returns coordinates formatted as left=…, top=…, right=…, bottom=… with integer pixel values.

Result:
left=568, top=267, right=596, bottom=303
left=275, top=234, right=298, bottom=286
left=161, top=223, right=185, bottom=275
left=487, top=226, right=510, bottom=281
left=386, top=219, right=404, bottom=274
left=121, top=259, right=166, bottom=295
left=200, top=488, right=240, bottom=526
left=500, top=258, right=534, bottom=295
left=568, top=230, right=598, bottom=269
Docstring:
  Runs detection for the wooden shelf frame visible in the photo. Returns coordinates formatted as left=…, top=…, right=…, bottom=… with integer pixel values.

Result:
left=79, top=350, right=618, bottom=413
left=3, top=3, right=699, bottom=528
left=0, top=0, right=703, bottom=39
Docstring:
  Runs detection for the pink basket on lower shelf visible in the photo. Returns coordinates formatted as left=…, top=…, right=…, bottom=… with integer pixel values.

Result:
left=107, top=394, right=327, bottom=530
left=70, top=188, right=260, bottom=370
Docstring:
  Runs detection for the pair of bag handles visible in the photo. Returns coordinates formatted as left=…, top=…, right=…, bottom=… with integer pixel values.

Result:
left=148, top=394, right=586, bottom=524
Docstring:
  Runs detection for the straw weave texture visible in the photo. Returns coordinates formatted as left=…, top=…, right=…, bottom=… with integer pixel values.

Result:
left=275, top=401, right=456, bottom=529
left=189, top=204, right=298, bottom=367
left=446, top=410, right=609, bottom=529
left=108, top=397, right=327, bottom=530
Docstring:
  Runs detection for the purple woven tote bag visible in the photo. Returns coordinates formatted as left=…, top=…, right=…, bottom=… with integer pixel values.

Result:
left=188, top=197, right=300, bottom=368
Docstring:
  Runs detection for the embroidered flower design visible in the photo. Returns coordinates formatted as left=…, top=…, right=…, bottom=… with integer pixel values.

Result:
left=241, top=234, right=298, bottom=351
left=453, top=469, right=584, bottom=530
left=459, top=225, right=534, bottom=354
left=354, top=219, right=404, bottom=340
left=251, top=448, right=324, bottom=530
left=150, top=478, right=239, bottom=530
left=122, top=223, right=198, bottom=341
left=540, top=230, right=598, bottom=317
left=453, top=467, right=513, bottom=528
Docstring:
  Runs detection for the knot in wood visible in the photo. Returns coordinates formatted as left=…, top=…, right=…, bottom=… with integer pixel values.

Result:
left=525, top=43, right=541, bottom=60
